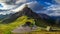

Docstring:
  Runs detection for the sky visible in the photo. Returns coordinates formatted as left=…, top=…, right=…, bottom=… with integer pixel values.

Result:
left=0, top=0, right=60, bottom=16
left=0, top=0, right=57, bottom=8
left=36, top=0, right=57, bottom=7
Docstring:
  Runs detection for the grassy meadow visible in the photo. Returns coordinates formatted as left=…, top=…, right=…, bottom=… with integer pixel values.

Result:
left=0, top=16, right=36, bottom=34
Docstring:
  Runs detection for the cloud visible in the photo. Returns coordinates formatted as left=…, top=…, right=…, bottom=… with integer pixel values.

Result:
left=55, top=0, right=60, bottom=4
left=27, top=1, right=44, bottom=12
left=0, top=0, right=44, bottom=15
left=11, top=1, right=44, bottom=13
left=0, top=0, right=36, bottom=15
left=44, top=5, right=60, bottom=16
left=16, top=0, right=33, bottom=4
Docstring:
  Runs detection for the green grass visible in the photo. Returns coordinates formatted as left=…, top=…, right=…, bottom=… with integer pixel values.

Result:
left=0, top=16, right=35, bottom=34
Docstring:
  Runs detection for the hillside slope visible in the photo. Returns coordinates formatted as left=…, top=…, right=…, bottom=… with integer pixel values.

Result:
left=0, top=4, right=51, bottom=34
left=0, top=16, right=35, bottom=34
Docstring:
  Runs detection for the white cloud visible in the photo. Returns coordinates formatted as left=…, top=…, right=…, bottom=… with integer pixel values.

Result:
left=55, top=0, right=60, bottom=4
left=44, top=2, right=51, bottom=5
left=11, top=4, right=27, bottom=12
left=0, top=0, right=43, bottom=15
left=45, top=5, right=60, bottom=16
left=16, top=0, right=33, bottom=4
left=11, top=1, right=44, bottom=12
left=0, top=0, right=34, bottom=15
left=27, top=1, right=44, bottom=11
left=47, top=5, right=60, bottom=10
